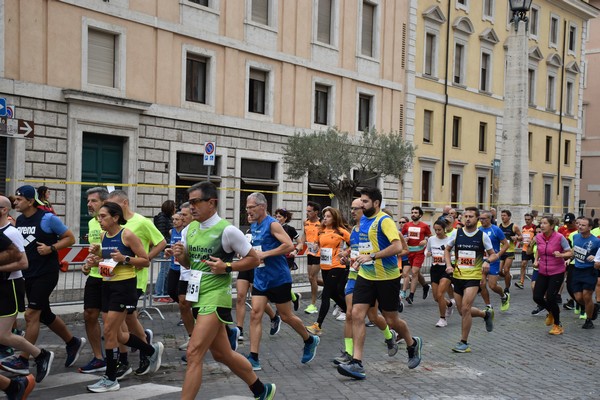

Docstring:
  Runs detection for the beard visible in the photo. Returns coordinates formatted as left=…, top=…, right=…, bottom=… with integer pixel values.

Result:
left=411, top=215, right=420, bottom=222
left=364, top=206, right=376, bottom=218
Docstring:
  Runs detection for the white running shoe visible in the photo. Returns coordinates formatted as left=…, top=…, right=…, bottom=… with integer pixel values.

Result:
left=336, top=312, right=346, bottom=321
left=445, top=299, right=455, bottom=318
left=435, top=318, right=448, bottom=327
left=332, top=305, right=341, bottom=317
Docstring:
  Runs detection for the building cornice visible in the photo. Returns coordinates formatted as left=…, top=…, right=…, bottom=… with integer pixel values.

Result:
left=546, top=0, right=600, bottom=19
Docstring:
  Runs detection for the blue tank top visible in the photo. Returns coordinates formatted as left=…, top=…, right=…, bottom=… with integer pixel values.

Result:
left=170, top=228, right=182, bottom=271
left=251, top=215, right=292, bottom=291
left=101, top=229, right=135, bottom=260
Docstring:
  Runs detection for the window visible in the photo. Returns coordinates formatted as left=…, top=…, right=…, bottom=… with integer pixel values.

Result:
left=528, top=68, right=536, bottom=105
left=361, top=1, right=375, bottom=57
left=480, top=52, right=491, bottom=92
left=188, top=0, right=209, bottom=5
left=452, top=116, right=461, bottom=148
left=248, top=69, right=266, bottom=114
left=544, top=183, right=552, bottom=213
left=568, top=24, right=577, bottom=53
left=314, top=84, right=330, bottom=125
left=563, top=185, right=570, bottom=215
left=528, top=132, right=533, bottom=161
left=547, top=75, right=556, bottom=110
left=251, top=0, right=269, bottom=25
left=317, top=0, right=332, bottom=45
left=451, top=174, right=461, bottom=206
left=479, top=122, right=487, bottom=152
left=176, top=152, right=221, bottom=206
left=185, top=55, right=207, bottom=104
left=550, top=15, right=559, bottom=47
left=545, top=136, right=552, bottom=163
left=530, top=7, right=539, bottom=37
left=564, top=140, right=571, bottom=165
left=483, top=0, right=493, bottom=19
left=566, top=81, right=574, bottom=116
left=424, top=32, right=436, bottom=76
left=421, top=170, right=432, bottom=208
left=240, top=159, right=277, bottom=231
left=454, top=43, right=465, bottom=85
left=88, top=29, right=116, bottom=87
left=423, top=109, right=433, bottom=143
left=358, top=94, right=372, bottom=131
left=477, top=176, right=487, bottom=208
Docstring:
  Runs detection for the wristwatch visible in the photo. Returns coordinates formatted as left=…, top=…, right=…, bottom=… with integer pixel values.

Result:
left=50, top=245, right=57, bottom=253
left=370, top=253, right=376, bottom=261
left=124, top=256, right=131, bottom=265
left=225, top=262, right=233, bottom=273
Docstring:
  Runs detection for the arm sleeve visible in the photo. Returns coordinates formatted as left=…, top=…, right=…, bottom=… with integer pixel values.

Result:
left=222, top=225, right=253, bottom=257
left=42, top=213, right=69, bottom=236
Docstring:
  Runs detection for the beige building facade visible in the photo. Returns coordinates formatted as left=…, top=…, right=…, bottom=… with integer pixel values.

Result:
left=406, top=0, right=598, bottom=221
left=0, top=0, right=409, bottom=240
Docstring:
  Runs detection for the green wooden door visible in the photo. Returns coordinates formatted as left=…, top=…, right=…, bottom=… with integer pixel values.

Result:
left=79, top=133, right=124, bottom=243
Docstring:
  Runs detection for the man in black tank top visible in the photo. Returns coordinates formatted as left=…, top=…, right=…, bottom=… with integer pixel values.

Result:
left=499, top=210, right=522, bottom=294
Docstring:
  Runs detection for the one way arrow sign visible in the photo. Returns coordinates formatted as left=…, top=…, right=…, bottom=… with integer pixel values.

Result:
left=18, top=120, right=34, bottom=138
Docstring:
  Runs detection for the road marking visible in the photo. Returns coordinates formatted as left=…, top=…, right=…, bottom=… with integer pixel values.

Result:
left=59, top=382, right=181, bottom=399
left=36, top=372, right=98, bottom=390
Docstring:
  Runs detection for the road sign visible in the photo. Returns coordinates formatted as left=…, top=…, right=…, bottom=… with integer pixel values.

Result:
left=18, top=120, right=35, bottom=137
left=203, top=141, right=216, bottom=166
left=6, top=105, right=14, bottom=119
left=0, top=118, right=34, bottom=138
left=0, top=98, right=6, bottom=117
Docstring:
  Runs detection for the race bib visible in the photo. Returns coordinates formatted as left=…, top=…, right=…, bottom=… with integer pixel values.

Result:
left=431, top=248, right=445, bottom=265
left=359, top=242, right=374, bottom=266
left=99, top=258, right=118, bottom=279
left=522, top=233, right=532, bottom=244
left=186, top=270, right=202, bottom=302
left=457, top=250, right=476, bottom=269
left=573, top=246, right=588, bottom=262
left=408, top=226, right=421, bottom=240
left=320, top=248, right=333, bottom=265
left=253, top=245, right=265, bottom=268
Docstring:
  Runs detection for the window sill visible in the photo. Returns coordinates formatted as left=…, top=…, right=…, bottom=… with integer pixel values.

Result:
left=422, top=74, right=439, bottom=82
left=244, top=20, right=278, bottom=34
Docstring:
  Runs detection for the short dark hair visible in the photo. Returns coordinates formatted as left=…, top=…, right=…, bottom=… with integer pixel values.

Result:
left=275, top=208, right=293, bottom=222
left=307, top=201, right=321, bottom=212
left=101, top=202, right=127, bottom=225
left=501, top=209, right=512, bottom=217
left=434, top=218, right=447, bottom=230
left=411, top=206, right=424, bottom=216
left=360, top=187, right=382, bottom=204
left=161, top=200, right=176, bottom=216
left=580, top=217, right=593, bottom=227
left=464, top=206, right=480, bottom=217
left=524, top=213, right=532, bottom=219
left=188, top=181, right=219, bottom=200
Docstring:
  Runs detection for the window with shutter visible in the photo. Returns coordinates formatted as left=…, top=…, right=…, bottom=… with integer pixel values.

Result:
left=88, top=29, right=116, bottom=87
left=252, top=0, right=269, bottom=25
left=361, top=2, right=374, bottom=57
left=317, top=0, right=332, bottom=44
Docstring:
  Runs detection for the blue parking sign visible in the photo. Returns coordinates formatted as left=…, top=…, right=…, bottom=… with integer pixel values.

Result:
left=0, top=98, right=6, bottom=117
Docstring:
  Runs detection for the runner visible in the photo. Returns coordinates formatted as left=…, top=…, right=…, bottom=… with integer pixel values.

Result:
left=295, top=201, right=322, bottom=314
left=274, top=208, right=302, bottom=311
left=517, top=213, right=537, bottom=289
left=444, top=207, right=497, bottom=353
left=401, top=206, right=431, bottom=304
left=337, top=187, right=422, bottom=379
left=245, top=192, right=320, bottom=371
left=478, top=210, right=510, bottom=311
left=498, top=210, right=522, bottom=294
left=173, top=182, right=275, bottom=399
left=306, top=207, right=350, bottom=336
left=85, top=202, right=163, bottom=393
left=426, top=218, right=455, bottom=327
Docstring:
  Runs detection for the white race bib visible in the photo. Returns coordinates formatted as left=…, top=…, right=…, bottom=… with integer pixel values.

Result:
left=99, top=258, right=118, bottom=280
left=431, top=248, right=445, bottom=265
left=574, top=246, right=587, bottom=262
left=359, top=242, right=374, bottom=266
left=320, top=248, right=333, bottom=265
left=408, top=226, right=421, bottom=240
left=253, top=245, right=265, bottom=268
left=186, top=270, right=202, bottom=302
left=522, top=233, right=532, bottom=244
left=457, top=250, right=476, bottom=269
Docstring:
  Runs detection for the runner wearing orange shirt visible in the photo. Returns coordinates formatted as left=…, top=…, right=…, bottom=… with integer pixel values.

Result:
left=294, top=202, right=322, bottom=314
left=517, top=213, right=537, bottom=289
left=306, top=208, right=350, bottom=336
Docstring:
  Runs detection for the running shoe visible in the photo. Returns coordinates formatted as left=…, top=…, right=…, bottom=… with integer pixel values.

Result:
left=504, top=284, right=510, bottom=294
left=423, top=284, right=431, bottom=300
left=246, top=354, right=262, bottom=371
left=406, top=296, right=413, bottom=305
left=256, top=383, right=276, bottom=400
left=6, top=374, right=35, bottom=400
left=580, top=313, right=588, bottom=320
left=115, top=361, right=132, bottom=380
left=398, top=299, right=404, bottom=313
left=238, top=333, right=245, bottom=342
left=270, top=315, right=281, bottom=336
left=545, top=313, right=554, bottom=326
left=385, top=330, right=398, bottom=357
left=332, top=305, right=341, bottom=317
left=301, top=335, right=320, bottom=364
left=179, top=339, right=190, bottom=351
left=332, top=350, right=352, bottom=365
left=65, top=337, right=86, bottom=368
left=228, top=326, right=240, bottom=352
left=79, top=357, right=106, bottom=374
left=582, top=319, right=594, bottom=329
left=549, top=324, right=564, bottom=335
left=452, top=341, right=471, bottom=353
left=574, top=305, right=581, bottom=315
left=365, top=321, right=375, bottom=327
left=147, top=342, right=164, bottom=374
left=563, top=299, right=575, bottom=310
left=435, top=318, right=448, bottom=328
left=531, top=305, right=544, bottom=315
left=34, top=349, right=54, bottom=383
left=0, top=345, right=14, bottom=361
left=406, top=337, right=422, bottom=369
left=500, top=293, right=510, bottom=312
left=87, top=376, right=120, bottom=393
left=445, top=299, right=455, bottom=318
left=336, top=312, right=346, bottom=321
left=515, top=281, right=524, bottom=289
left=177, top=319, right=185, bottom=327
left=135, top=356, right=149, bottom=376
left=306, top=322, right=322, bottom=336
left=484, top=309, right=494, bottom=332
left=337, top=360, right=366, bottom=380
left=292, top=292, right=302, bottom=311
left=304, top=304, right=318, bottom=314
left=1, top=356, right=29, bottom=375
left=181, top=355, right=187, bottom=365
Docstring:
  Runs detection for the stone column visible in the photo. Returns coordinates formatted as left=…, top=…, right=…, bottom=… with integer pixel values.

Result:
left=499, top=19, right=530, bottom=226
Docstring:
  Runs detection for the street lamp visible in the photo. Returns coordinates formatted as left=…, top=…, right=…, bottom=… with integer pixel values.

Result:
left=509, top=0, right=533, bottom=31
